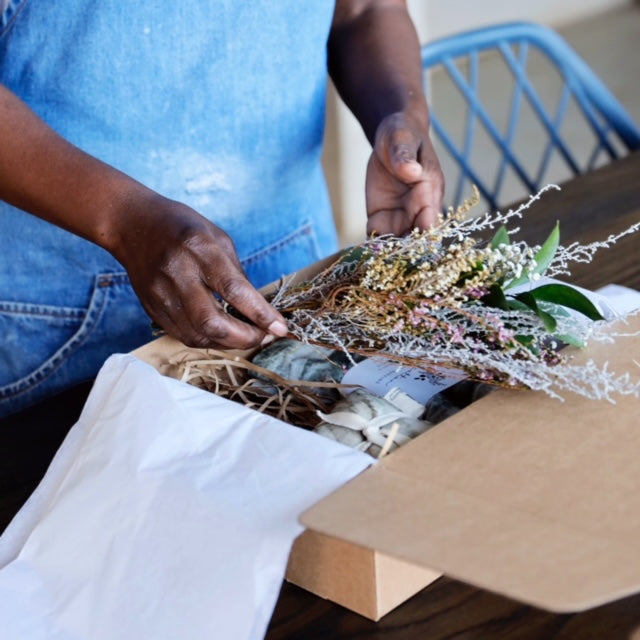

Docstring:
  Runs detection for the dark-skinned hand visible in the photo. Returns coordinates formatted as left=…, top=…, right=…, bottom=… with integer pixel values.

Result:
left=366, top=111, right=444, bottom=236
left=114, top=194, right=289, bottom=350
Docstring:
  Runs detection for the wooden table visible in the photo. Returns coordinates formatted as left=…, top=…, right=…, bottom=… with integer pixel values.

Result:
left=1, top=151, right=639, bottom=639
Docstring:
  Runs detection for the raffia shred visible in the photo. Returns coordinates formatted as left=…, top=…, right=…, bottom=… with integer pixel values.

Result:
left=171, top=349, right=354, bottom=428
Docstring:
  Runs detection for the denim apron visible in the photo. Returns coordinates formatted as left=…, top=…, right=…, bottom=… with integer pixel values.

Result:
left=0, top=0, right=338, bottom=415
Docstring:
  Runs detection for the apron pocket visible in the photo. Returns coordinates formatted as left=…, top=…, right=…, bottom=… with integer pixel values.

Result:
left=0, top=274, right=111, bottom=401
left=241, top=220, right=323, bottom=288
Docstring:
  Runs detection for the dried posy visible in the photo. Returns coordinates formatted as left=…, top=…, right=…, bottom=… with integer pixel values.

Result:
left=271, top=187, right=640, bottom=401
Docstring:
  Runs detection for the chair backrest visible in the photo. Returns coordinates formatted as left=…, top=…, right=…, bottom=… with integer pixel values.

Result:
left=422, top=22, right=640, bottom=211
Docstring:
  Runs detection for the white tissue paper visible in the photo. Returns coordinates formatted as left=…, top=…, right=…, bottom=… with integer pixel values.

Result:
left=596, top=283, right=640, bottom=315
left=0, top=354, right=372, bottom=640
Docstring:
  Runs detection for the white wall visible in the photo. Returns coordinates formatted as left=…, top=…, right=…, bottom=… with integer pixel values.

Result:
left=325, top=0, right=633, bottom=246
left=412, top=0, right=631, bottom=41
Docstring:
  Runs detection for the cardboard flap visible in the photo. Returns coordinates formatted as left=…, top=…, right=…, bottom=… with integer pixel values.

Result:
left=301, top=315, right=640, bottom=612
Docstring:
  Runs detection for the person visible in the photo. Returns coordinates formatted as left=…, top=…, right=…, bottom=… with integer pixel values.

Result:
left=0, top=0, right=444, bottom=417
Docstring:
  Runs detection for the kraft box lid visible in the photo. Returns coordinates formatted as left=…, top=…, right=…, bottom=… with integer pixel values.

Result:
left=301, top=314, right=640, bottom=612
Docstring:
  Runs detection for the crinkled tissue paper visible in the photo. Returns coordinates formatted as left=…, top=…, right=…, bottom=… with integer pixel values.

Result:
left=0, top=354, right=372, bottom=640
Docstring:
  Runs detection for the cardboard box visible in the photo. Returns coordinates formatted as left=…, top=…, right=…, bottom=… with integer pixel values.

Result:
left=133, top=262, right=640, bottom=620
left=134, top=331, right=443, bottom=620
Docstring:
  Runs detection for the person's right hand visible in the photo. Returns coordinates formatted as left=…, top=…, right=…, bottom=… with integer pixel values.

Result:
left=1, top=84, right=287, bottom=350
left=112, top=193, right=289, bottom=350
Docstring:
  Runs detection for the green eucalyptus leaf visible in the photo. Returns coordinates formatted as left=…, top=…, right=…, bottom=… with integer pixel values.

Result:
left=555, top=333, right=587, bottom=348
left=481, top=283, right=510, bottom=310
left=532, top=221, right=560, bottom=276
left=339, top=245, right=369, bottom=265
left=506, top=298, right=531, bottom=312
left=515, top=291, right=558, bottom=332
left=537, top=301, right=571, bottom=318
left=456, top=261, right=485, bottom=286
left=529, top=283, right=604, bottom=321
left=514, top=334, right=541, bottom=355
left=491, top=225, right=511, bottom=249
left=505, top=221, right=560, bottom=290
left=504, top=274, right=529, bottom=290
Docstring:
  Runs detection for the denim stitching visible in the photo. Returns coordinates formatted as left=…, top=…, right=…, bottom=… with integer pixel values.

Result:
left=0, top=0, right=27, bottom=37
left=0, top=273, right=128, bottom=399
left=0, top=302, right=86, bottom=319
left=240, top=221, right=317, bottom=269
left=96, top=273, right=130, bottom=288
left=0, top=274, right=130, bottom=318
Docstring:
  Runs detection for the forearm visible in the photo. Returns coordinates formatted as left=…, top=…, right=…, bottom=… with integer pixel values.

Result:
left=328, top=0, right=428, bottom=144
left=0, top=83, right=154, bottom=256
left=0, top=83, right=288, bottom=349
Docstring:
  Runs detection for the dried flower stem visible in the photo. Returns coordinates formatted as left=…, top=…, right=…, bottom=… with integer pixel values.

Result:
left=270, top=188, right=640, bottom=401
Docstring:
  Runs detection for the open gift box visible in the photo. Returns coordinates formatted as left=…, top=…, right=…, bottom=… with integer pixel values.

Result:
left=133, top=256, right=640, bottom=621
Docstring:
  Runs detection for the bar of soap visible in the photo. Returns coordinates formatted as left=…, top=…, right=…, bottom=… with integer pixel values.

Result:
left=314, top=389, right=434, bottom=457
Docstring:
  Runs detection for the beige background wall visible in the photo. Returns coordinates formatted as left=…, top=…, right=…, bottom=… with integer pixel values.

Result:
left=324, top=0, right=633, bottom=247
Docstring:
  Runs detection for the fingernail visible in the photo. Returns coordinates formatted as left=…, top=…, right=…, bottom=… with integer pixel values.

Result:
left=260, top=334, right=276, bottom=347
left=267, top=320, right=289, bottom=337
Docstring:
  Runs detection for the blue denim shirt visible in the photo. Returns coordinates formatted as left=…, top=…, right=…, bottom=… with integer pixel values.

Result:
left=0, top=1, right=338, bottom=415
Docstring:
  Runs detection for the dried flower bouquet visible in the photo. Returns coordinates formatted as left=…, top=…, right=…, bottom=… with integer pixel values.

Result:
left=268, top=186, right=640, bottom=402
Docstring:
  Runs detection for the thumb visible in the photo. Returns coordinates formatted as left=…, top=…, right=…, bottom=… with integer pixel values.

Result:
left=376, top=116, right=424, bottom=184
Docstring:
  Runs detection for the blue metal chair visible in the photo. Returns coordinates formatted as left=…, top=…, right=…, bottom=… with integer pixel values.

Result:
left=421, top=22, right=640, bottom=211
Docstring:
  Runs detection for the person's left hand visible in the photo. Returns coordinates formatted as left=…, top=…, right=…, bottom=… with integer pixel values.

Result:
left=366, top=111, right=444, bottom=236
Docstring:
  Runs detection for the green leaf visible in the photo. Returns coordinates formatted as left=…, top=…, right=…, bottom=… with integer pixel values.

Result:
left=515, top=291, right=558, bottom=332
left=505, top=222, right=560, bottom=290
left=506, top=298, right=531, bottom=312
left=541, top=301, right=586, bottom=347
left=456, top=261, right=486, bottom=286
left=340, top=245, right=369, bottom=265
left=537, top=302, right=571, bottom=318
left=533, top=222, right=560, bottom=276
left=528, top=283, right=604, bottom=321
left=515, top=334, right=541, bottom=355
left=554, top=333, right=587, bottom=348
left=481, top=284, right=510, bottom=310
left=490, top=225, right=510, bottom=249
